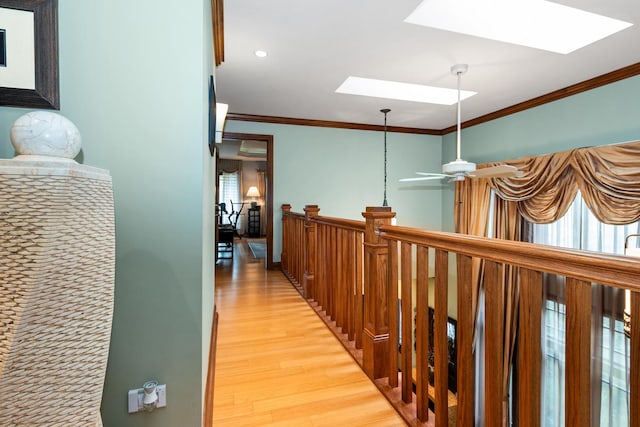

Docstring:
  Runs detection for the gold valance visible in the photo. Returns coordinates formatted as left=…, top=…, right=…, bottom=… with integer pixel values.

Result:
left=486, top=141, right=640, bottom=225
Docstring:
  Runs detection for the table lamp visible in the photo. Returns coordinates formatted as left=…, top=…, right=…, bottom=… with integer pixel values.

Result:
left=246, top=186, right=260, bottom=208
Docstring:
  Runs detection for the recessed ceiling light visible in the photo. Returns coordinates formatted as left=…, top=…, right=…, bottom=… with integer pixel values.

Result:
left=405, top=0, right=632, bottom=54
left=335, top=76, right=476, bottom=105
left=255, top=50, right=268, bottom=58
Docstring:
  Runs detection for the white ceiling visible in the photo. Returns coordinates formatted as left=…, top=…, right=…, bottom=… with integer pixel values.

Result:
left=215, top=0, right=640, bottom=130
left=218, top=139, right=267, bottom=160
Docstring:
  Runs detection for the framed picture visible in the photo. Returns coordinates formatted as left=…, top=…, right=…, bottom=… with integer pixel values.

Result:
left=0, top=0, right=59, bottom=109
left=0, top=29, right=6, bottom=67
left=208, top=75, right=216, bottom=156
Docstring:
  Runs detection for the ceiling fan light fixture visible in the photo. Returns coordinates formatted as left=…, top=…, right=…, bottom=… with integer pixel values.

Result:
left=399, top=63, right=522, bottom=183
left=443, top=159, right=476, bottom=175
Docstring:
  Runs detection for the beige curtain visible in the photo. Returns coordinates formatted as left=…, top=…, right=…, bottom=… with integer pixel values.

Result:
left=454, top=177, right=492, bottom=334
left=454, top=140, right=640, bottom=426
left=491, top=197, right=522, bottom=426
left=571, top=143, right=640, bottom=224
left=257, top=169, right=267, bottom=236
left=219, top=159, right=241, bottom=173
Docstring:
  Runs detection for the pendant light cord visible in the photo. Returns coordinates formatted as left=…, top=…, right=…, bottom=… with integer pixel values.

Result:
left=381, top=108, right=390, bottom=207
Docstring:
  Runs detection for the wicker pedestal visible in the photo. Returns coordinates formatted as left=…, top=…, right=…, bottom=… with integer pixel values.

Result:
left=0, top=158, right=114, bottom=426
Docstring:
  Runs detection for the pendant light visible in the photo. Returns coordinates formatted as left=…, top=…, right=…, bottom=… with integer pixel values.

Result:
left=381, top=108, right=391, bottom=207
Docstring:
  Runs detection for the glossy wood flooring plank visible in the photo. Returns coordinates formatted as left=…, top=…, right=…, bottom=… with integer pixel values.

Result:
left=213, top=239, right=406, bottom=426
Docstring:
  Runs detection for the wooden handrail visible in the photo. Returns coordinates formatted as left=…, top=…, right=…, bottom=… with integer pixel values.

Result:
left=282, top=211, right=305, bottom=220
left=311, top=215, right=366, bottom=232
left=379, top=224, right=640, bottom=291
left=281, top=203, right=640, bottom=427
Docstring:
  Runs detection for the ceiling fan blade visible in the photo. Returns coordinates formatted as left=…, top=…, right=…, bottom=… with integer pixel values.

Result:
left=467, top=164, right=523, bottom=178
left=400, top=175, right=446, bottom=182
left=416, top=172, right=449, bottom=177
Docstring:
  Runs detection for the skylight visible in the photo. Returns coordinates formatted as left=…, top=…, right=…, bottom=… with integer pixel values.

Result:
left=335, top=76, right=476, bottom=105
left=404, top=0, right=632, bottom=54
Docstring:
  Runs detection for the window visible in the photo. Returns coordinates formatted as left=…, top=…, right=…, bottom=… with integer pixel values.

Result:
left=531, top=192, right=637, bottom=426
left=543, top=298, right=566, bottom=426
left=218, top=172, right=241, bottom=228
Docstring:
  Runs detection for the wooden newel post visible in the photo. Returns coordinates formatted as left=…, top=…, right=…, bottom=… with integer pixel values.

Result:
left=362, top=206, right=396, bottom=380
left=281, top=204, right=291, bottom=272
left=303, top=205, right=320, bottom=299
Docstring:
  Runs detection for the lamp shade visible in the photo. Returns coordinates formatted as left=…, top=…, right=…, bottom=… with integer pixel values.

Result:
left=246, top=186, right=260, bottom=198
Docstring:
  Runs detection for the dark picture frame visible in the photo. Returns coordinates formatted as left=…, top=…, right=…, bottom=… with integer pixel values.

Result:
left=208, top=75, right=216, bottom=156
left=0, top=0, right=59, bottom=109
left=0, top=29, right=6, bottom=67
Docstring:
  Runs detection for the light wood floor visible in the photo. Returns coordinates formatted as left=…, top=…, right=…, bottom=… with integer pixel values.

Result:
left=213, top=238, right=406, bottom=426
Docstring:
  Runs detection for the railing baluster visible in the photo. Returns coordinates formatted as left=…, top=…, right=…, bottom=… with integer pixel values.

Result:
left=416, top=244, right=430, bottom=422
left=434, top=249, right=449, bottom=427
left=485, top=260, right=504, bottom=426
left=299, top=218, right=304, bottom=284
left=293, top=217, right=299, bottom=281
left=387, top=238, right=399, bottom=388
left=400, top=242, right=413, bottom=403
left=303, top=205, right=319, bottom=299
left=323, top=223, right=330, bottom=313
left=293, top=216, right=298, bottom=279
left=333, top=226, right=339, bottom=322
left=355, top=231, right=364, bottom=349
left=565, top=278, right=592, bottom=427
left=336, top=228, right=344, bottom=329
left=325, top=227, right=338, bottom=320
left=315, top=223, right=323, bottom=307
left=456, top=254, right=474, bottom=427
left=341, top=229, right=349, bottom=333
left=346, top=230, right=355, bottom=341
left=281, top=204, right=290, bottom=272
left=518, top=268, right=542, bottom=427
left=319, top=224, right=327, bottom=311
left=631, top=291, right=640, bottom=427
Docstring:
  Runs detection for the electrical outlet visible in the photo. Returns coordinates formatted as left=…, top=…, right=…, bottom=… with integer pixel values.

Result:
left=127, top=384, right=167, bottom=413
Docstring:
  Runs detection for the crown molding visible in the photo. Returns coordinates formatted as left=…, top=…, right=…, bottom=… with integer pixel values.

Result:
left=226, top=113, right=441, bottom=135
left=212, top=0, right=224, bottom=66
left=442, top=61, right=640, bottom=134
left=227, top=62, right=640, bottom=135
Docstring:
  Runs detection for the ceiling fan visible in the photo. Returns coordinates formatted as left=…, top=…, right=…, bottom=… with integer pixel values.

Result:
left=400, top=64, right=522, bottom=183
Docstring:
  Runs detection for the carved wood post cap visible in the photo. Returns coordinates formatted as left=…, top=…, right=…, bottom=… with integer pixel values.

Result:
left=361, top=206, right=396, bottom=219
left=281, top=204, right=291, bottom=213
left=304, top=205, right=320, bottom=217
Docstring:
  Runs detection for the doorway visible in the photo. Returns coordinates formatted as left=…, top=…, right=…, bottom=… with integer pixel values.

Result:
left=216, top=132, right=274, bottom=269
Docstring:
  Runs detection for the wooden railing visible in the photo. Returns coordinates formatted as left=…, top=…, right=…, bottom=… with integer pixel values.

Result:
left=280, top=204, right=306, bottom=293
left=281, top=204, right=640, bottom=427
left=281, top=204, right=366, bottom=349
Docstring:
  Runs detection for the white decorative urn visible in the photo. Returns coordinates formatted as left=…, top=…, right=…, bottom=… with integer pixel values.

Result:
left=10, top=111, right=82, bottom=160
left=0, top=113, right=113, bottom=427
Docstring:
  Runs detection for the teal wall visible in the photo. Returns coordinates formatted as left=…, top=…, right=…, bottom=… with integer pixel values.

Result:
left=200, top=0, right=217, bottom=411
left=0, top=1, right=215, bottom=426
left=441, top=74, right=640, bottom=231
left=1, top=2, right=637, bottom=422
left=224, top=120, right=444, bottom=261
